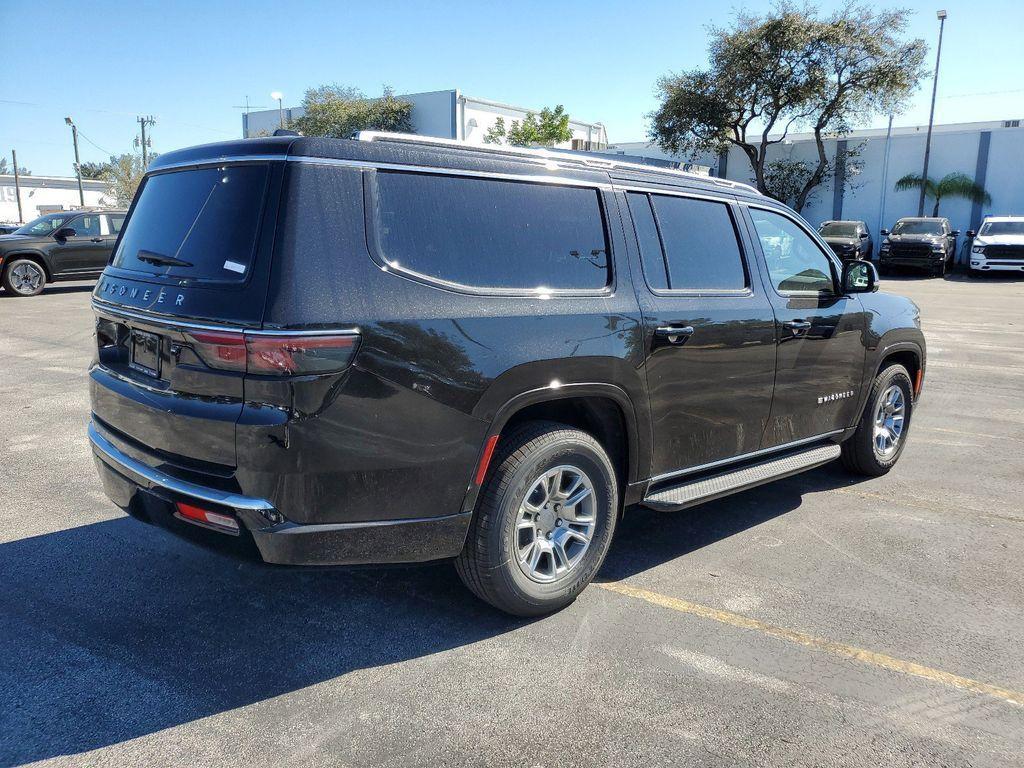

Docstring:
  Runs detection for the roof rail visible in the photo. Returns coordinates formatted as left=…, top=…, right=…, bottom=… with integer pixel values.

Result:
left=355, top=131, right=760, bottom=195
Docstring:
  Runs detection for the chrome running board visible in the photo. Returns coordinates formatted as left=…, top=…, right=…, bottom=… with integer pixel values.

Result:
left=642, top=443, right=841, bottom=512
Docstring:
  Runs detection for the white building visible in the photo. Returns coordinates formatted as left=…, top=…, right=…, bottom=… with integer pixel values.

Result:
left=0, top=175, right=114, bottom=225
left=243, top=89, right=608, bottom=150
left=597, top=119, right=1024, bottom=253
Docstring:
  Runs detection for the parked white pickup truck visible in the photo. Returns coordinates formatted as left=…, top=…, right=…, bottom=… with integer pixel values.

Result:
left=968, top=216, right=1024, bottom=274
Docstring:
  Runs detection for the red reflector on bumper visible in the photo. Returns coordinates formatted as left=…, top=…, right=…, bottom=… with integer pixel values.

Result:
left=175, top=501, right=239, bottom=532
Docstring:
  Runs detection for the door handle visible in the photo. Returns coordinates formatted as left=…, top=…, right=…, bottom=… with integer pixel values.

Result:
left=783, top=319, right=811, bottom=331
left=654, top=325, right=695, bottom=345
left=90, top=237, right=104, bottom=243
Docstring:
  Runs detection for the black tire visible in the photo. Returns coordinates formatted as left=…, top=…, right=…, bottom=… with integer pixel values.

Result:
left=455, top=421, right=619, bottom=616
left=2, top=257, right=47, bottom=296
left=841, top=363, right=914, bottom=476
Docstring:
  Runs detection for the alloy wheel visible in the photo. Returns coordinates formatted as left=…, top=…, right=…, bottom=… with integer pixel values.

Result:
left=514, top=465, right=596, bottom=584
left=873, top=385, right=906, bottom=458
left=10, top=262, right=44, bottom=294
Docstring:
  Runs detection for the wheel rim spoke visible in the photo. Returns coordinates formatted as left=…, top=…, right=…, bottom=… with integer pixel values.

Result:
left=514, top=464, right=597, bottom=584
left=872, top=385, right=907, bottom=458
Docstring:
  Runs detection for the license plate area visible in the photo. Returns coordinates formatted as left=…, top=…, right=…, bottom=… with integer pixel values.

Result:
left=129, top=329, right=161, bottom=377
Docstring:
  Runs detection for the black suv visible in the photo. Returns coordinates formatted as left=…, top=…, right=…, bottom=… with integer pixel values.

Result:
left=879, top=217, right=958, bottom=277
left=88, top=134, right=925, bottom=616
left=0, top=209, right=127, bottom=296
left=818, top=220, right=873, bottom=260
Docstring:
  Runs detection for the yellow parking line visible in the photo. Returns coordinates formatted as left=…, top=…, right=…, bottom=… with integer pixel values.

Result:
left=596, top=581, right=1024, bottom=707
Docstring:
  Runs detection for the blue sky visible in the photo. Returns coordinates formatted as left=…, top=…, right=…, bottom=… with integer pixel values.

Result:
left=2, top=0, right=1022, bottom=177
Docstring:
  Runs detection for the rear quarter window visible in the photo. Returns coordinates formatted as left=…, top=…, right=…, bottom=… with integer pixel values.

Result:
left=371, top=171, right=610, bottom=292
left=111, top=164, right=270, bottom=283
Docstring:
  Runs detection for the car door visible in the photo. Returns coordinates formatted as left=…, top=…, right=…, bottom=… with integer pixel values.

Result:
left=744, top=205, right=868, bottom=447
left=53, top=213, right=107, bottom=274
left=624, top=188, right=777, bottom=479
left=94, top=213, right=125, bottom=271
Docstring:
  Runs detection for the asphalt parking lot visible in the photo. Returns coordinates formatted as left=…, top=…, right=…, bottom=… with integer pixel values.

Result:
left=1, top=274, right=1022, bottom=767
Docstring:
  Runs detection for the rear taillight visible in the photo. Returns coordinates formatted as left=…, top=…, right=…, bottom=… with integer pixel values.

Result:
left=187, top=330, right=358, bottom=376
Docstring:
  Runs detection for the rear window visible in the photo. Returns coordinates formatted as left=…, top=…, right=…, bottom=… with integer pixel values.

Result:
left=112, top=164, right=270, bottom=282
left=372, top=171, right=609, bottom=292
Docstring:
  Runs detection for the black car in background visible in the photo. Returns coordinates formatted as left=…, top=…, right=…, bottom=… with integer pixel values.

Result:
left=818, top=220, right=873, bottom=260
left=88, top=133, right=925, bottom=615
left=0, top=209, right=126, bottom=296
left=879, top=217, right=958, bottom=277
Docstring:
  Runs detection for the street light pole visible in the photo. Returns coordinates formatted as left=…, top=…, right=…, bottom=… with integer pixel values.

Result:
left=271, top=91, right=284, bottom=129
left=11, top=149, right=24, bottom=223
left=64, top=116, right=85, bottom=207
left=918, top=9, right=947, bottom=217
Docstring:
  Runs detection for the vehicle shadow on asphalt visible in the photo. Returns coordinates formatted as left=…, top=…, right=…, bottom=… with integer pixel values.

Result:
left=0, top=461, right=864, bottom=764
left=600, top=460, right=869, bottom=581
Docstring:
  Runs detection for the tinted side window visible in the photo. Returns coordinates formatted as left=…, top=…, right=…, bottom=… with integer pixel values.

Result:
left=626, top=192, right=668, bottom=290
left=374, top=172, right=609, bottom=291
left=645, top=195, right=747, bottom=290
left=749, top=208, right=835, bottom=294
left=107, top=214, right=125, bottom=234
left=72, top=215, right=101, bottom=237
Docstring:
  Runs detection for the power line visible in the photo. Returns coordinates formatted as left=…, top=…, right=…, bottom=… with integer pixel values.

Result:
left=75, top=129, right=115, bottom=157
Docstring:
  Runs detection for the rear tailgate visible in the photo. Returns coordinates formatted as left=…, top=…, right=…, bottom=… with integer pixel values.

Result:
left=90, top=159, right=284, bottom=470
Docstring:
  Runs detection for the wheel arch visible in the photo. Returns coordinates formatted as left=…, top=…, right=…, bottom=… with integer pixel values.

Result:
left=2, top=251, right=52, bottom=281
left=460, top=383, right=643, bottom=515
left=876, top=341, right=923, bottom=400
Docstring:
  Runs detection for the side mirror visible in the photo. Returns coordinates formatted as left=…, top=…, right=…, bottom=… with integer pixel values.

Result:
left=842, top=259, right=879, bottom=294
left=966, top=230, right=976, bottom=238
left=859, top=232, right=869, bottom=238
left=880, top=229, right=890, bottom=237
left=53, top=227, right=77, bottom=240
left=950, top=230, right=960, bottom=237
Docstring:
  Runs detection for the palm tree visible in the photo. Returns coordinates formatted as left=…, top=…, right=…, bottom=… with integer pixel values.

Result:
left=894, top=172, right=991, bottom=217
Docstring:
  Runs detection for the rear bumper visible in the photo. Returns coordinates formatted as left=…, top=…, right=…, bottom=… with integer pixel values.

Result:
left=89, top=421, right=470, bottom=566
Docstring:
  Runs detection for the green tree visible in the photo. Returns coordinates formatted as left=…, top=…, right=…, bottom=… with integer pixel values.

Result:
left=102, top=153, right=154, bottom=206
left=291, top=85, right=413, bottom=138
left=482, top=105, right=573, bottom=147
left=894, top=172, right=991, bottom=217
left=650, top=3, right=926, bottom=211
left=79, top=161, right=111, bottom=179
left=0, top=157, right=30, bottom=176
left=762, top=141, right=864, bottom=208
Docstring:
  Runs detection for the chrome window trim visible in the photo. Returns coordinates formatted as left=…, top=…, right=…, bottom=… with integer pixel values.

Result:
left=92, top=298, right=360, bottom=336
left=621, top=187, right=754, bottom=298
left=361, top=167, right=616, bottom=298
left=649, top=429, right=845, bottom=485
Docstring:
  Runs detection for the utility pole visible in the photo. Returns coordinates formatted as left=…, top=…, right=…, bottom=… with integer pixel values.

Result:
left=11, top=149, right=24, bottom=223
left=136, top=115, right=156, bottom=166
left=64, top=116, right=85, bottom=207
left=918, top=10, right=947, bottom=217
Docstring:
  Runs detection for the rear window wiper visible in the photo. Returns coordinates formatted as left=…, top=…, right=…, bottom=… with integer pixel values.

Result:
left=137, top=249, right=193, bottom=268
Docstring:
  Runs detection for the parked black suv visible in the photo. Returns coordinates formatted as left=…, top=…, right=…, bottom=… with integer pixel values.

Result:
left=0, top=209, right=127, bottom=295
left=879, top=217, right=958, bottom=277
left=88, top=134, right=925, bottom=615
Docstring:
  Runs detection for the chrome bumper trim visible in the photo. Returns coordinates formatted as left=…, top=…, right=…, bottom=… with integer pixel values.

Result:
left=88, top=421, right=274, bottom=512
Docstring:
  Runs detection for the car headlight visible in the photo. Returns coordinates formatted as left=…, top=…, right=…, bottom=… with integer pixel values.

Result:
left=972, top=245, right=985, bottom=254
left=932, top=243, right=945, bottom=251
